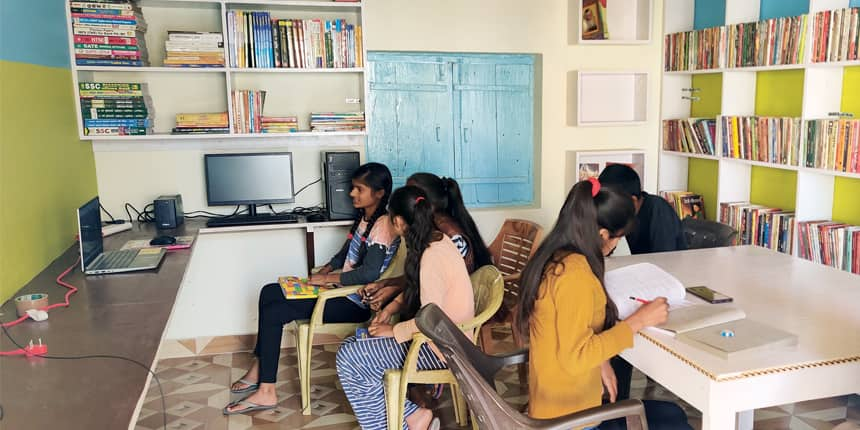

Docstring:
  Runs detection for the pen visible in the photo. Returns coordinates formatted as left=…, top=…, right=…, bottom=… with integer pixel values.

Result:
left=629, top=296, right=650, bottom=304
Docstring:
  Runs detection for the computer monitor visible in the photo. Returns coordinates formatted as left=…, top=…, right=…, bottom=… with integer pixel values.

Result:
left=204, top=152, right=295, bottom=217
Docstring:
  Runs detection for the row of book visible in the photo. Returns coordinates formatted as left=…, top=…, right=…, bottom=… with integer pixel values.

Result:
left=80, top=82, right=153, bottom=136
left=310, top=112, right=365, bottom=132
left=172, top=112, right=228, bottom=135
left=231, top=89, right=267, bottom=134
left=664, top=15, right=806, bottom=71
left=662, top=118, right=716, bottom=155
left=803, top=119, right=860, bottom=173
left=719, top=202, right=795, bottom=254
left=659, top=190, right=706, bottom=220
left=226, top=11, right=362, bottom=69
left=262, top=116, right=299, bottom=133
left=71, top=0, right=149, bottom=67
left=164, top=31, right=224, bottom=68
left=811, top=8, right=860, bottom=63
left=720, top=116, right=802, bottom=166
left=797, top=221, right=860, bottom=274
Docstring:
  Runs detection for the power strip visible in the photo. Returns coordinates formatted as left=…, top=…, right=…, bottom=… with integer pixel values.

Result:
left=102, top=223, right=132, bottom=237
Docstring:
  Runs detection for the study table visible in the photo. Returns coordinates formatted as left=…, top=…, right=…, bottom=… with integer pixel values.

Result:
left=0, top=217, right=350, bottom=429
left=606, top=245, right=860, bottom=430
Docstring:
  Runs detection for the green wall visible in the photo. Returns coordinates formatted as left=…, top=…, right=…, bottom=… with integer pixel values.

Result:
left=690, top=73, right=722, bottom=118
left=0, top=61, right=97, bottom=302
left=688, top=158, right=719, bottom=220
left=750, top=167, right=797, bottom=211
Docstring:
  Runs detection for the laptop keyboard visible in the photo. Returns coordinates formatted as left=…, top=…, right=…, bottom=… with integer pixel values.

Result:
left=91, top=250, right=138, bottom=270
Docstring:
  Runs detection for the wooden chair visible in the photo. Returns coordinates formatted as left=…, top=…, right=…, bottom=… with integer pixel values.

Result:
left=289, top=243, right=407, bottom=415
left=382, top=265, right=505, bottom=430
left=480, top=219, right=542, bottom=385
left=415, top=303, right=649, bottom=430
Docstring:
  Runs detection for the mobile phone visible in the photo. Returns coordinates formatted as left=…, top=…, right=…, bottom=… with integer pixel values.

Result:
left=686, top=286, right=733, bottom=304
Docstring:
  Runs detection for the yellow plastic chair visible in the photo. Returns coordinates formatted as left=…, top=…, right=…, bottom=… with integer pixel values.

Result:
left=382, top=265, right=504, bottom=430
left=291, top=242, right=407, bottom=415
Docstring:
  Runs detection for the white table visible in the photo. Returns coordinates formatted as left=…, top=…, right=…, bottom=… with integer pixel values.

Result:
left=606, top=246, right=860, bottom=430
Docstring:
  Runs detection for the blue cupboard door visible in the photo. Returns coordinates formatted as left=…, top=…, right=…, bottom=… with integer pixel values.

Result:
left=455, top=57, right=534, bottom=206
left=367, top=54, right=454, bottom=186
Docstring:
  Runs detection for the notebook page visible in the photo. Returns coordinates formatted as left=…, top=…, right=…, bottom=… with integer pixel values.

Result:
left=605, top=262, right=688, bottom=319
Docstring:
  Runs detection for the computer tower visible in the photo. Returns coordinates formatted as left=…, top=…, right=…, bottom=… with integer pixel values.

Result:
left=154, top=194, right=184, bottom=229
left=324, top=152, right=360, bottom=220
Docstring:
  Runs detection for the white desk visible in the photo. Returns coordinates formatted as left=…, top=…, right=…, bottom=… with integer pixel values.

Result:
left=606, top=246, right=860, bottom=430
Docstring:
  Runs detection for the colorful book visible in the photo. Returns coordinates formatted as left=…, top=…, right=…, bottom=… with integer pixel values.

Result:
left=277, top=276, right=333, bottom=299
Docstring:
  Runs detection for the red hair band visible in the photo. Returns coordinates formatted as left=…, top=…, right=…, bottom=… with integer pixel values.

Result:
left=346, top=233, right=367, bottom=242
left=415, top=196, right=425, bottom=204
left=587, top=177, right=601, bottom=197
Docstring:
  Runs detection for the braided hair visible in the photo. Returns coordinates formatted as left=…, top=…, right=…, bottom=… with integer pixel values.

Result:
left=346, top=162, right=393, bottom=266
left=388, top=185, right=438, bottom=321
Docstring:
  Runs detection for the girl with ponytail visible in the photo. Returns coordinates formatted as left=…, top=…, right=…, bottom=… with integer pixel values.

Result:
left=516, top=179, right=691, bottom=430
left=225, top=162, right=399, bottom=415
left=336, top=186, right=474, bottom=430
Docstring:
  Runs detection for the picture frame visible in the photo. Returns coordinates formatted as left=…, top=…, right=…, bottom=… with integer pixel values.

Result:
left=582, top=0, right=606, bottom=40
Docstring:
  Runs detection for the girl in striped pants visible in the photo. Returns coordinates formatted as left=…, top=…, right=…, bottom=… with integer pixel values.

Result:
left=336, top=185, right=475, bottom=430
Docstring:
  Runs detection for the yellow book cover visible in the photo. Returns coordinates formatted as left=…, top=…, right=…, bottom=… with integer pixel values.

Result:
left=278, top=276, right=333, bottom=299
left=731, top=117, right=741, bottom=158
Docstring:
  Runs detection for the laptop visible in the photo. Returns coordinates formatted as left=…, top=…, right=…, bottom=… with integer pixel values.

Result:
left=77, top=197, right=166, bottom=275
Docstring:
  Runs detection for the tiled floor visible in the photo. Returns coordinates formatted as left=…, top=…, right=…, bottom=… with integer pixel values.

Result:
left=137, top=328, right=860, bottom=430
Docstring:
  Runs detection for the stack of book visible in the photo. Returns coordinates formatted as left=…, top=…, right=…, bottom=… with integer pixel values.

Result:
left=231, top=90, right=266, bottom=134
left=226, top=11, right=362, bottom=69
left=797, top=221, right=859, bottom=275
left=71, top=0, right=148, bottom=67
left=719, top=202, right=795, bottom=254
left=660, top=191, right=706, bottom=220
left=663, top=26, right=723, bottom=71
left=662, top=118, right=716, bottom=155
left=164, top=31, right=224, bottom=68
left=310, top=112, right=365, bottom=132
left=811, top=8, right=860, bottom=63
left=720, top=116, right=802, bottom=166
left=172, top=112, right=229, bottom=135
left=804, top=119, right=860, bottom=173
left=261, top=116, right=299, bottom=133
left=80, top=82, right=153, bottom=136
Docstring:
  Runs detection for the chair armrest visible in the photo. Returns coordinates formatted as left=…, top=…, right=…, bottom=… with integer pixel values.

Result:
left=492, top=348, right=528, bottom=367
left=535, top=399, right=647, bottom=430
left=502, top=272, right=521, bottom=283
left=309, top=285, right=364, bottom=326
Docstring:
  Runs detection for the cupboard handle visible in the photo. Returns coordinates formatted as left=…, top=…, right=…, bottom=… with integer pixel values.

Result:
left=463, top=127, right=470, bottom=143
left=436, top=126, right=441, bottom=142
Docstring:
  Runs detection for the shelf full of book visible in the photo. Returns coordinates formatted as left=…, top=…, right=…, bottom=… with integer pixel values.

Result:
left=66, top=0, right=367, bottom=142
left=659, top=0, right=860, bottom=275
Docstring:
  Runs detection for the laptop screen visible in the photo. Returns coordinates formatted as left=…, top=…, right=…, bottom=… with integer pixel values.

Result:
left=78, top=197, right=103, bottom=271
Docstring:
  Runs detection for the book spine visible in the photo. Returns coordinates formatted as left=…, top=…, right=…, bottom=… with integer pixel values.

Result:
left=74, top=35, right=138, bottom=45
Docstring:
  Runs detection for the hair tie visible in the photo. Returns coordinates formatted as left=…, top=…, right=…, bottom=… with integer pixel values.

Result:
left=347, top=233, right=354, bottom=240
left=415, top=196, right=425, bottom=204
left=587, top=177, right=601, bottom=197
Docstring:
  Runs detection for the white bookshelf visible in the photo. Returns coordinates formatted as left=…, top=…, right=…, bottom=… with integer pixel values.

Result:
left=573, top=71, right=649, bottom=126
left=66, top=0, right=367, bottom=143
left=659, top=0, right=860, bottom=260
left=570, top=0, right=653, bottom=45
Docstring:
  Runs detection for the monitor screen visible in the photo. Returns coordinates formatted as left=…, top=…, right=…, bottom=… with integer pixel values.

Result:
left=204, top=152, right=295, bottom=206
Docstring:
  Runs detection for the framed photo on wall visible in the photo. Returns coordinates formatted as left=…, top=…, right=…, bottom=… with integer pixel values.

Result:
left=582, top=0, right=607, bottom=40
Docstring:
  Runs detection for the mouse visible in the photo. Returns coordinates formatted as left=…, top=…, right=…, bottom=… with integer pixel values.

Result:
left=306, top=213, right=327, bottom=222
left=150, top=235, right=177, bottom=246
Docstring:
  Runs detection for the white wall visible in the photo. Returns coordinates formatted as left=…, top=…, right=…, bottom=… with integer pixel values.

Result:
left=93, top=0, right=664, bottom=243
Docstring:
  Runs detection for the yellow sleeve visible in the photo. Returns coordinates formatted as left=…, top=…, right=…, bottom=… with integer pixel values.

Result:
left=552, top=262, right=634, bottom=376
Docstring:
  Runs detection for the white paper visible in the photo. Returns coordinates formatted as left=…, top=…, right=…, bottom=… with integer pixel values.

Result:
left=605, top=262, right=688, bottom=319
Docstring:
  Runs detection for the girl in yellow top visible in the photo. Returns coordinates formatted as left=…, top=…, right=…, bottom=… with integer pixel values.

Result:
left=516, top=178, right=692, bottom=429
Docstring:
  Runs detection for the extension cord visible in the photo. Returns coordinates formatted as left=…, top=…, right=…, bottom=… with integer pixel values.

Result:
left=102, top=223, right=132, bottom=237
left=0, top=338, right=47, bottom=357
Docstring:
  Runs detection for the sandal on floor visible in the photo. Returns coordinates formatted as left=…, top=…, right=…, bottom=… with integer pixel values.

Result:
left=230, top=378, right=259, bottom=394
left=429, top=417, right=440, bottom=430
left=222, top=400, right=276, bottom=415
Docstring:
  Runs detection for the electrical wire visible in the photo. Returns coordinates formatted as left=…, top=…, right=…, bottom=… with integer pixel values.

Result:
left=99, top=203, right=116, bottom=223
left=294, top=178, right=321, bottom=196
left=0, top=256, right=168, bottom=430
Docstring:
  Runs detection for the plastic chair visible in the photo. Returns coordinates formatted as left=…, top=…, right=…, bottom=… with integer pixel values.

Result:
left=383, top=265, right=505, bottom=430
left=481, top=219, right=543, bottom=385
left=681, top=217, right=738, bottom=249
left=290, top=242, right=407, bottom=415
left=415, top=303, right=650, bottom=430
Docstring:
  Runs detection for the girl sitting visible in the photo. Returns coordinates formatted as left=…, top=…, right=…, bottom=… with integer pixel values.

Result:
left=336, top=185, right=474, bottom=430
left=225, top=162, right=398, bottom=415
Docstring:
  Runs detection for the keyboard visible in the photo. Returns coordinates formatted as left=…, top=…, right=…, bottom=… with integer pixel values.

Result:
left=91, top=250, right=138, bottom=270
left=206, top=213, right=298, bottom=227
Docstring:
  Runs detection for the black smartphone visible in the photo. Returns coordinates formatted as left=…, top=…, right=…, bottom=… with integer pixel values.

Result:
left=686, top=286, right=733, bottom=304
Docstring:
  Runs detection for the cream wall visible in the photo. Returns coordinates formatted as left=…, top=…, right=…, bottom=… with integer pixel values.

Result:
left=92, top=0, right=664, bottom=241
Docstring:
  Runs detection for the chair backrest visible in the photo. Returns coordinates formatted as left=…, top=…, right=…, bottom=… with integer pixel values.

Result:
left=487, top=219, right=542, bottom=320
left=681, top=217, right=738, bottom=249
left=468, top=265, right=505, bottom=334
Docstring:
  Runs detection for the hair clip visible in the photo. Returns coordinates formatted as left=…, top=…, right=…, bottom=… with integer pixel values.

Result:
left=587, top=177, right=601, bottom=197
left=415, top=196, right=425, bottom=203
left=347, top=233, right=354, bottom=240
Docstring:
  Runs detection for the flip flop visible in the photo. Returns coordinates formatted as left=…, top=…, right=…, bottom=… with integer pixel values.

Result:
left=429, top=417, right=440, bottom=430
left=222, top=400, right=276, bottom=415
left=230, top=378, right=259, bottom=394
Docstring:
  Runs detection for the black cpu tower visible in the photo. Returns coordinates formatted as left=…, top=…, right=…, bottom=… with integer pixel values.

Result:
left=324, top=152, right=360, bottom=220
left=154, top=194, right=184, bottom=229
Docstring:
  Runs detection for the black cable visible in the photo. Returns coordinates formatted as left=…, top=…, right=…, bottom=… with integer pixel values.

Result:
left=0, top=323, right=167, bottom=430
left=99, top=203, right=116, bottom=222
left=125, top=203, right=155, bottom=223
left=294, top=178, right=321, bottom=196
left=183, top=205, right=242, bottom=219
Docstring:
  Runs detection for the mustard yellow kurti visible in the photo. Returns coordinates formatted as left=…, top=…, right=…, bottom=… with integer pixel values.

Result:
left=528, top=253, right=634, bottom=420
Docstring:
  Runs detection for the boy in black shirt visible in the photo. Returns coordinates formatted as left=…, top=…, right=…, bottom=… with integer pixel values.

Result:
left=598, top=164, right=688, bottom=401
